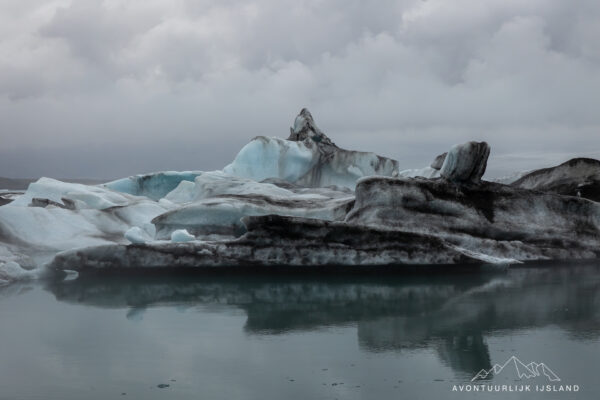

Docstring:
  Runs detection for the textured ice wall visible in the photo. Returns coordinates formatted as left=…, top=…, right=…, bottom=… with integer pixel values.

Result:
left=440, top=141, right=490, bottom=183
left=224, top=136, right=398, bottom=189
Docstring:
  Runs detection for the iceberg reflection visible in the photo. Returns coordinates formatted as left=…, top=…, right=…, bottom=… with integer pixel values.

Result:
left=45, top=264, right=600, bottom=377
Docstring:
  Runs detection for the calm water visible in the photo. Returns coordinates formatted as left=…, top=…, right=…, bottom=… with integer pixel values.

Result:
left=1, top=265, right=600, bottom=400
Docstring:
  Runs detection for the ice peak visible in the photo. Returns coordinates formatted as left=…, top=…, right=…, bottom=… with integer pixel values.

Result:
left=288, top=108, right=336, bottom=147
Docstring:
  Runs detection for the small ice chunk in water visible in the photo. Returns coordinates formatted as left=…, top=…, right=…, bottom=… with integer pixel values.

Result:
left=171, top=229, right=195, bottom=242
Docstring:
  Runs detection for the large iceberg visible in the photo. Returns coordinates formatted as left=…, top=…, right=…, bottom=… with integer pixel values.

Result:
left=2, top=109, right=600, bottom=283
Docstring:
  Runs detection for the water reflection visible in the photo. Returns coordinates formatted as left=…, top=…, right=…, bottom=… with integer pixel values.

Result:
left=45, top=264, right=600, bottom=378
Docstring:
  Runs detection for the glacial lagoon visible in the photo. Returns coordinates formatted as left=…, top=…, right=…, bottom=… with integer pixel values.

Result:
left=1, top=264, right=600, bottom=400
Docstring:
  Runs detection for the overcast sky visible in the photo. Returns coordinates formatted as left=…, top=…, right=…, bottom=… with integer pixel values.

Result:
left=1, top=0, right=599, bottom=179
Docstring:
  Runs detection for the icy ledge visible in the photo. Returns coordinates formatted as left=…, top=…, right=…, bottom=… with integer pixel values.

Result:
left=48, top=215, right=516, bottom=272
left=48, top=170, right=600, bottom=273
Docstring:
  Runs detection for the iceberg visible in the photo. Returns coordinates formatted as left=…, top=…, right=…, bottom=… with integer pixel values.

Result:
left=106, top=110, right=398, bottom=195
left=1, top=109, right=600, bottom=283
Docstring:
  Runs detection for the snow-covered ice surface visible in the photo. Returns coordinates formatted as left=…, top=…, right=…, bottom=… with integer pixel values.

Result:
left=0, top=179, right=168, bottom=250
left=0, top=178, right=170, bottom=282
left=10, top=177, right=132, bottom=209
left=2, top=110, right=600, bottom=283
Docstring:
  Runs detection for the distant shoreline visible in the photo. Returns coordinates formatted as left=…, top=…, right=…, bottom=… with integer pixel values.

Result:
left=0, top=177, right=109, bottom=190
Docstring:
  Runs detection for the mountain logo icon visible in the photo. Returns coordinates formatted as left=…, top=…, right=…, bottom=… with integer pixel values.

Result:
left=471, top=356, right=561, bottom=382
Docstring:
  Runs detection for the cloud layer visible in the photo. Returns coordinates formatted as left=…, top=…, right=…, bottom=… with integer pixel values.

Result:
left=1, top=0, right=599, bottom=178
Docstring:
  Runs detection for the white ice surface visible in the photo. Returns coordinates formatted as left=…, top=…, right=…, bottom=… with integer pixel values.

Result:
left=104, top=171, right=203, bottom=201
left=164, top=171, right=292, bottom=204
left=171, top=229, right=195, bottom=243
left=153, top=189, right=353, bottom=239
left=223, top=136, right=398, bottom=189
left=10, top=178, right=131, bottom=210
left=0, top=243, right=39, bottom=284
left=125, top=227, right=153, bottom=244
left=0, top=261, right=37, bottom=285
left=0, top=178, right=170, bottom=275
left=223, top=137, right=317, bottom=183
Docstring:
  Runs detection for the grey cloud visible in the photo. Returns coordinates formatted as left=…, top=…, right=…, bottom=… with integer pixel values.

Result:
left=0, top=0, right=599, bottom=179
